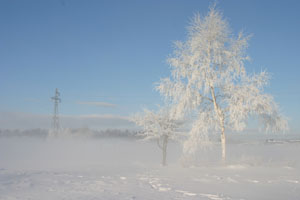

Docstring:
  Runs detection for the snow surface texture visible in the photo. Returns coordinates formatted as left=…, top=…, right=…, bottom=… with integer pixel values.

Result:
left=0, top=136, right=300, bottom=200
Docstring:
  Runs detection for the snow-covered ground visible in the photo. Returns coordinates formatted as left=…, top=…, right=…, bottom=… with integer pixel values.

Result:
left=0, top=135, right=300, bottom=200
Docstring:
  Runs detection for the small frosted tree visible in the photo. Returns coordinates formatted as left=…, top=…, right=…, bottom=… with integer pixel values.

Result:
left=156, top=7, right=288, bottom=161
left=132, top=108, right=183, bottom=166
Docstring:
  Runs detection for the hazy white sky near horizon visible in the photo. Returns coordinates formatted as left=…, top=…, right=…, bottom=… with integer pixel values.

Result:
left=0, top=0, right=299, bottom=131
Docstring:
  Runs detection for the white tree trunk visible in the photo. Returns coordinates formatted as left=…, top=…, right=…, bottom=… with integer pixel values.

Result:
left=210, top=86, right=226, bottom=161
left=162, top=135, right=168, bottom=166
left=221, top=127, right=226, bottom=162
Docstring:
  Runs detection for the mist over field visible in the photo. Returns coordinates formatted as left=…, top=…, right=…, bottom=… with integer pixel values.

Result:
left=0, top=137, right=177, bottom=171
left=1, top=134, right=300, bottom=169
left=1, top=133, right=299, bottom=170
left=1, top=133, right=300, bottom=199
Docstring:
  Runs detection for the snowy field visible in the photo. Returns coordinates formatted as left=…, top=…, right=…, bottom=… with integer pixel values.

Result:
left=1, top=135, right=300, bottom=200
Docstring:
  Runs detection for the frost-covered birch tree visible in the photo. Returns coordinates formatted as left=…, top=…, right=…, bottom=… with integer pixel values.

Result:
left=156, top=7, right=288, bottom=161
left=132, top=108, right=183, bottom=166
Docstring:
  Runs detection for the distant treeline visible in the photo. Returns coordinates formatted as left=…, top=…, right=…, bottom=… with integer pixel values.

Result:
left=0, top=128, right=141, bottom=139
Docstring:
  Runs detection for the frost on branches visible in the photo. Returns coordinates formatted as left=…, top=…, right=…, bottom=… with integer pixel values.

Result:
left=156, top=7, right=288, bottom=161
left=131, top=108, right=183, bottom=166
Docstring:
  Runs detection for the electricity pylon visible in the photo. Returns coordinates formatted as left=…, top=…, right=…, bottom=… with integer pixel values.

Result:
left=51, top=88, right=61, bottom=134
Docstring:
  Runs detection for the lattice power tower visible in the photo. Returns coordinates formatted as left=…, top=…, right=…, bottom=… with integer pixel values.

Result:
left=51, top=88, right=61, bottom=134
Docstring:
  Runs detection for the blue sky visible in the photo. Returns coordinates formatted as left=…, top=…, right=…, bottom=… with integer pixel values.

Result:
left=0, top=0, right=299, bottom=131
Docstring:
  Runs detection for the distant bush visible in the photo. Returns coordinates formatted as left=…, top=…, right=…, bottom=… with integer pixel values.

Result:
left=0, top=128, right=141, bottom=139
left=0, top=128, right=48, bottom=138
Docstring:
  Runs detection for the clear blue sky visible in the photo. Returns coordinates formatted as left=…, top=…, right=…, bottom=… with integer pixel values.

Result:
left=0, top=0, right=299, bottom=131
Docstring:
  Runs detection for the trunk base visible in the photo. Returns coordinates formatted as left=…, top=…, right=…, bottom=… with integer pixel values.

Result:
left=221, top=134, right=226, bottom=162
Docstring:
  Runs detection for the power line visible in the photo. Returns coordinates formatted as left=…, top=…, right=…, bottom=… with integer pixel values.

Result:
left=51, top=88, right=61, bottom=134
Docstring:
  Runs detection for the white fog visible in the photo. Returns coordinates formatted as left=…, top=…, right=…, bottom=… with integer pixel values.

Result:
left=1, top=134, right=300, bottom=199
